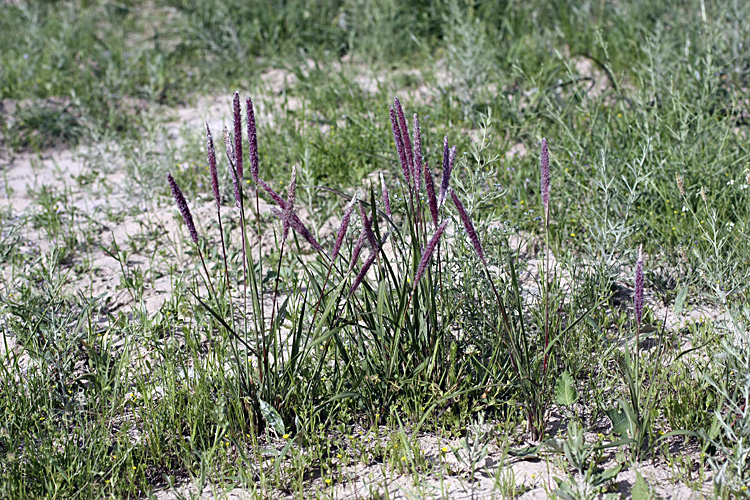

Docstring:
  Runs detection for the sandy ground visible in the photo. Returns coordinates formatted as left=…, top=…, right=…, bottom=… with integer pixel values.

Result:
left=0, top=62, right=720, bottom=499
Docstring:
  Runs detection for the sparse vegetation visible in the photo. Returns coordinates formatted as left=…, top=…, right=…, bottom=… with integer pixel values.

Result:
left=2, top=0, right=750, bottom=498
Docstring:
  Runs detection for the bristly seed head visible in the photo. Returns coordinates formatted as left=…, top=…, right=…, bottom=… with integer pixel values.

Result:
left=424, top=165, right=439, bottom=227
left=634, top=244, right=644, bottom=326
left=413, top=220, right=448, bottom=290
left=332, top=195, right=357, bottom=262
left=224, top=126, right=241, bottom=209
left=271, top=207, right=325, bottom=254
left=676, top=173, right=685, bottom=197
left=380, top=173, right=392, bottom=218
left=350, top=247, right=379, bottom=296
left=451, top=189, right=486, bottom=267
left=412, top=113, right=422, bottom=192
left=394, top=98, right=413, bottom=177
left=205, top=122, right=220, bottom=211
left=540, top=138, right=550, bottom=221
left=438, top=139, right=455, bottom=207
left=349, top=230, right=366, bottom=272
left=358, top=202, right=377, bottom=250
left=232, top=92, right=243, bottom=181
left=246, top=97, right=259, bottom=183
left=282, top=165, right=297, bottom=242
left=258, top=178, right=287, bottom=209
left=167, top=173, right=199, bottom=245
left=390, top=106, right=411, bottom=185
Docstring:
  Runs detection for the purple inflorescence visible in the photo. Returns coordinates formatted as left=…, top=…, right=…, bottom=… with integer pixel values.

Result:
left=332, top=197, right=356, bottom=262
left=233, top=92, right=243, bottom=181
left=224, top=126, right=241, bottom=209
left=413, top=220, right=448, bottom=289
left=424, top=165, right=439, bottom=227
left=540, top=138, right=550, bottom=220
left=167, top=173, right=198, bottom=245
left=394, top=98, right=413, bottom=175
left=380, top=173, right=392, bottom=218
left=390, top=106, right=411, bottom=185
left=246, top=97, right=259, bottom=183
left=412, top=113, right=422, bottom=192
left=205, top=123, right=220, bottom=211
left=439, top=139, right=455, bottom=207
left=451, top=189, right=486, bottom=267
left=282, top=166, right=297, bottom=242
left=350, top=247, right=379, bottom=295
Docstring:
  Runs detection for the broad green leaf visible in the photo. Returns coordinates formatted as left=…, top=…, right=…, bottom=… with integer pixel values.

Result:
left=259, top=399, right=285, bottom=436
left=605, top=406, right=630, bottom=436
left=555, top=371, right=578, bottom=406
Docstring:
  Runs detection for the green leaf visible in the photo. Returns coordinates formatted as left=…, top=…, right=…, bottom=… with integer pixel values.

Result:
left=674, top=286, right=688, bottom=316
left=605, top=406, right=630, bottom=436
left=259, top=399, right=285, bottom=436
left=631, top=471, right=660, bottom=500
left=555, top=371, right=579, bottom=406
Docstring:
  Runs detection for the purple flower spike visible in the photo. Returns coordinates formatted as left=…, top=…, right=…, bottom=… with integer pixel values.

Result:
left=380, top=173, right=392, bottom=218
left=412, top=114, right=422, bottom=192
left=390, top=106, right=411, bottom=185
left=349, top=230, right=366, bottom=272
left=271, top=207, right=325, bottom=254
left=282, top=166, right=297, bottom=242
left=350, top=247, right=379, bottom=295
left=246, top=97, right=259, bottom=183
left=205, top=122, right=220, bottom=211
left=634, top=245, right=644, bottom=325
left=224, top=126, right=241, bottom=209
left=540, top=138, right=550, bottom=220
left=257, top=178, right=287, bottom=209
left=413, top=220, right=448, bottom=290
left=442, top=136, right=449, bottom=172
left=232, top=92, right=243, bottom=181
left=438, top=139, right=455, bottom=207
left=167, top=173, right=199, bottom=245
left=451, top=189, right=486, bottom=267
left=358, top=202, right=377, bottom=250
left=424, top=166, right=439, bottom=227
left=332, top=196, right=356, bottom=262
left=394, top=98, right=413, bottom=174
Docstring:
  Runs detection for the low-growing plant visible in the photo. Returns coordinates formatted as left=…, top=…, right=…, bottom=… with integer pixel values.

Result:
left=453, top=139, right=601, bottom=440
left=553, top=421, right=621, bottom=500
left=701, top=307, right=750, bottom=498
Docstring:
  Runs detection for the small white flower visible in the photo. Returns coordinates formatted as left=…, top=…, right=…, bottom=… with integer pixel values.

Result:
left=727, top=179, right=735, bottom=186
left=682, top=206, right=689, bottom=212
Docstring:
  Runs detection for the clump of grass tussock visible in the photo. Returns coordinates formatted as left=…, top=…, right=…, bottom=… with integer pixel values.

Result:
left=6, top=1, right=750, bottom=498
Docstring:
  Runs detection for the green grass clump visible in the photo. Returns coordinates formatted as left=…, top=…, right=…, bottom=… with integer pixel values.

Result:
left=4, top=0, right=750, bottom=498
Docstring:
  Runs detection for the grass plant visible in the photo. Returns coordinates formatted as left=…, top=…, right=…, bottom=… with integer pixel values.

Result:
left=2, top=1, right=750, bottom=498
